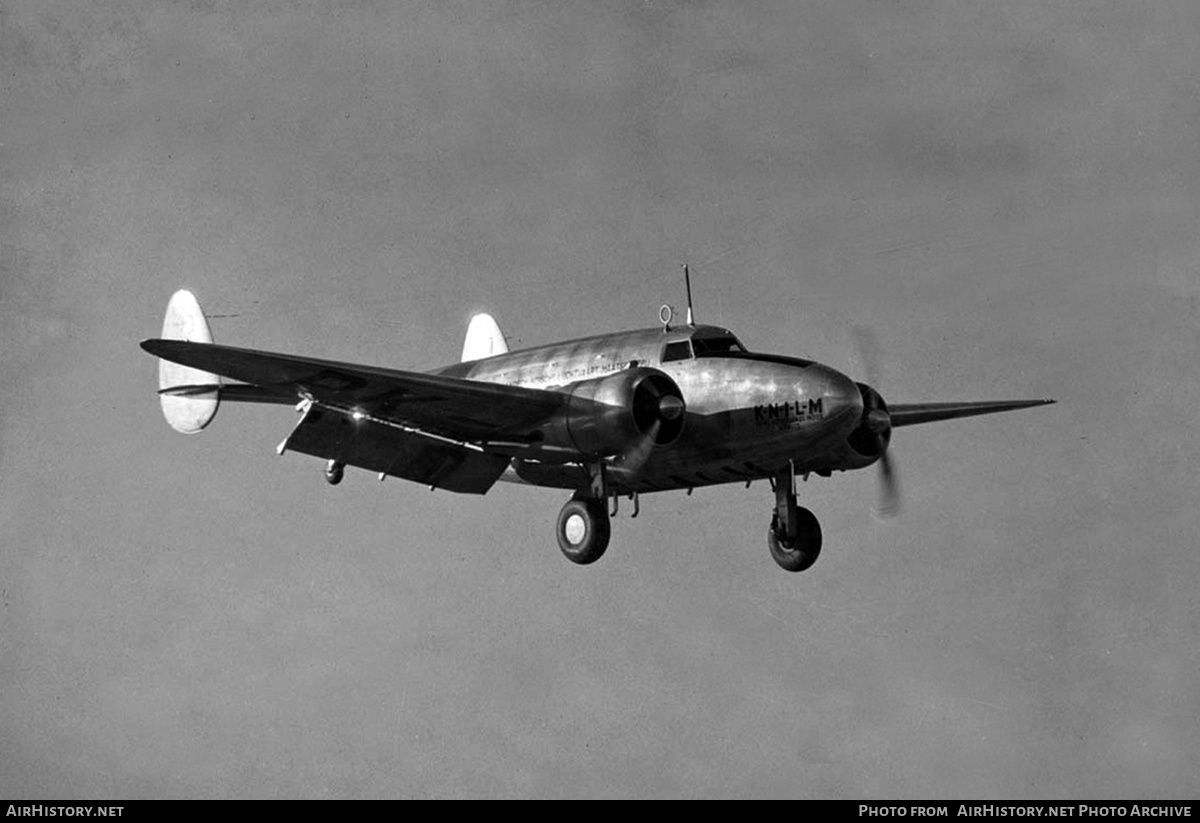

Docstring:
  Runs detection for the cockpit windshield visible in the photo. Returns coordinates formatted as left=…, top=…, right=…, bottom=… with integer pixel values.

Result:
left=661, top=333, right=748, bottom=363
left=691, top=335, right=746, bottom=356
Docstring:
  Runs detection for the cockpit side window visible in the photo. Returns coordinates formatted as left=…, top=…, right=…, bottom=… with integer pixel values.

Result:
left=661, top=341, right=693, bottom=362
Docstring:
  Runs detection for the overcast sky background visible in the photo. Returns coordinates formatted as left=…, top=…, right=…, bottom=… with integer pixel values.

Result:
left=3, top=0, right=1198, bottom=799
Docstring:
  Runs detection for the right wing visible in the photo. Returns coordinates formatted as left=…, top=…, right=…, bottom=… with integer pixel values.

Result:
left=887, top=399, right=1055, bottom=428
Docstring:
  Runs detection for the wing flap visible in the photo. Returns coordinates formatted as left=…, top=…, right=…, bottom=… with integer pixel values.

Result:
left=888, top=399, right=1055, bottom=428
left=285, top=405, right=510, bottom=494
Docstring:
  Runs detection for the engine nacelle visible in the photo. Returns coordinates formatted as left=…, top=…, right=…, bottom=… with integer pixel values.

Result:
left=846, top=383, right=891, bottom=460
left=810, top=383, right=892, bottom=473
left=541, top=367, right=686, bottom=458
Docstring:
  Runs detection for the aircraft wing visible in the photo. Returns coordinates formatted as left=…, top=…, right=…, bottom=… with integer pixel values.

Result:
left=141, top=339, right=563, bottom=438
left=888, top=399, right=1055, bottom=428
left=141, top=339, right=570, bottom=493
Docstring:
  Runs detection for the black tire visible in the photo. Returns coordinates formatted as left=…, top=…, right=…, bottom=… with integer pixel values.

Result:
left=767, top=507, right=822, bottom=572
left=556, top=497, right=611, bottom=565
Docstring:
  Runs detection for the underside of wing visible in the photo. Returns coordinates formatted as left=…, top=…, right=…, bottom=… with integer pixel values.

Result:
left=888, top=399, right=1055, bottom=428
left=282, top=404, right=510, bottom=493
left=141, top=338, right=581, bottom=494
left=140, top=339, right=564, bottom=441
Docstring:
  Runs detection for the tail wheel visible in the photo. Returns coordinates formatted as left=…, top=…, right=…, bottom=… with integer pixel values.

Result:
left=556, top=496, right=611, bottom=565
left=768, top=507, right=822, bottom=572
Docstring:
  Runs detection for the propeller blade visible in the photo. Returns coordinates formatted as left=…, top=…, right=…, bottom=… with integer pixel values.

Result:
left=616, top=419, right=661, bottom=476
left=854, top=327, right=902, bottom=518
left=851, top=325, right=883, bottom=388
left=874, top=439, right=900, bottom=518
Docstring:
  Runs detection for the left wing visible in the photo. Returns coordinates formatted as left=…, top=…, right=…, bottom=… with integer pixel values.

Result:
left=141, top=339, right=564, bottom=442
left=141, top=339, right=571, bottom=493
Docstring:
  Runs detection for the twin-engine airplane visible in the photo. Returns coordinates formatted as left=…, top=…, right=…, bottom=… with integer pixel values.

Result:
left=142, top=285, right=1054, bottom=573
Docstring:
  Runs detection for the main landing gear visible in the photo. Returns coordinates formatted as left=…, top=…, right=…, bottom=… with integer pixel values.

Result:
left=768, top=463, right=822, bottom=572
left=556, top=464, right=612, bottom=565
left=555, top=494, right=611, bottom=565
left=552, top=462, right=823, bottom=572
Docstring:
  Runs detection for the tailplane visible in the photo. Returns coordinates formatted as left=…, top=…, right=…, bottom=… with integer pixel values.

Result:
left=461, top=313, right=509, bottom=362
left=155, top=290, right=220, bottom=433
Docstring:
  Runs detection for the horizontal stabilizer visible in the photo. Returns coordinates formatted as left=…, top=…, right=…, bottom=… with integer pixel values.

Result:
left=159, top=383, right=294, bottom=405
left=889, top=399, right=1055, bottom=428
left=157, top=290, right=220, bottom=433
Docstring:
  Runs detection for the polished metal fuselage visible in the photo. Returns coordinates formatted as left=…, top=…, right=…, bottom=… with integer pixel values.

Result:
left=437, top=325, right=867, bottom=494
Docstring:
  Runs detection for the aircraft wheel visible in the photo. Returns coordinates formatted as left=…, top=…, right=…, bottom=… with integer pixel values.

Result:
left=768, top=507, right=822, bottom=572
left=556, top=496, right=611, bottom=565
left=324, top=460, right=345, bottom=486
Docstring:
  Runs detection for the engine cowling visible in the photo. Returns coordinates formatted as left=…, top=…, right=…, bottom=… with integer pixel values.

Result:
left=847, top=382, right=891, bottom=460
left=814, top=382, right=892, bottom=473
left=542, top=367, right=686, bottom=458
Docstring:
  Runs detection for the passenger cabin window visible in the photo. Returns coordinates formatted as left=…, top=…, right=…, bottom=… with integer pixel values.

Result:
left=692, top=336, right=746, bottom=356
left=661, top=341, right=693, bottom=362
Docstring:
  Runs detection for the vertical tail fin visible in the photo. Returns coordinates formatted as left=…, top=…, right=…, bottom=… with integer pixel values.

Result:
left=461, top=313, right=509, bottom=362
left=156, top=290, right=220, bottom=433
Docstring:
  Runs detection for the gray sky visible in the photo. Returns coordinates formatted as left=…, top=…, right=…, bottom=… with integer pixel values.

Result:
left=2, top=0, right=1198, bottom=799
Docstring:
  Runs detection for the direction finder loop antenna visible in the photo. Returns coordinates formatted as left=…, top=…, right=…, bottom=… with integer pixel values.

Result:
left=659, top=304, right=674, bottom=331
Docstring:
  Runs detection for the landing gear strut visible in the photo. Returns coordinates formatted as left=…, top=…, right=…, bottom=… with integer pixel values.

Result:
left=324, top=459, right=345, bottom=486
left=555, top=464, right=611, bottom=565
left=768, top=463, right=822, bottom=572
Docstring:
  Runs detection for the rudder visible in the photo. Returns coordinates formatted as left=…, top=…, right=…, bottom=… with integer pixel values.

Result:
left=461, top=313, right=509, bottom=362
left=156, top=290, right=220, bottom=433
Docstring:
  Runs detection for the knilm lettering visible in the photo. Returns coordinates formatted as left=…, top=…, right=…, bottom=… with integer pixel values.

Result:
left=754, top=397, right=824, bottom=424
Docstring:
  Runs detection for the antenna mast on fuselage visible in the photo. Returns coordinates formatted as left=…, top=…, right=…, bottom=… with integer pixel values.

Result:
left=682, top=263, right=695, bottom=326
left=659, top=264, right=698, bottom=332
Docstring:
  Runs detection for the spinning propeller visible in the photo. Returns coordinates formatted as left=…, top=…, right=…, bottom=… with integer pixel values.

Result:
left=853, top=327, right=900, bottom=518
left=616, top=389, right=685, bottom=475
